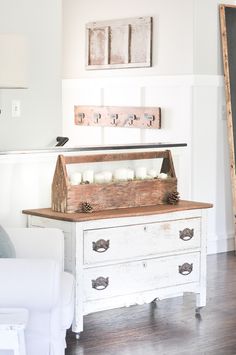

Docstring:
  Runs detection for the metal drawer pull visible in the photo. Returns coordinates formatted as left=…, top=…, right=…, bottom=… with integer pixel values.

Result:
left=179, top=228, right=194, bottom=241
left=179, top=263, right=193, bottom=275
left=92, top=239, right=110, bottom=253
left=92, top=277, right=109, bottom=290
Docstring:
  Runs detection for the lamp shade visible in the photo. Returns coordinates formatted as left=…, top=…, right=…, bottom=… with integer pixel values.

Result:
left=0, top=34, right=28, bottom=88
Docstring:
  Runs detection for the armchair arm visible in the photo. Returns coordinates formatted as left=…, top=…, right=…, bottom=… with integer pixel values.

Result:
left=0, top=259, right=60, bottom=311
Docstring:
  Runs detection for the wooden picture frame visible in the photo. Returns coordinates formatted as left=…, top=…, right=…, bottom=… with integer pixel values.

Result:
left=86, top=16, right=152, bottom=70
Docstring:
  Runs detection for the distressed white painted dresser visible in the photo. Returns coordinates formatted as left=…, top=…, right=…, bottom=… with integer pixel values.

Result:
left=23, top=200, right=212, bottom=337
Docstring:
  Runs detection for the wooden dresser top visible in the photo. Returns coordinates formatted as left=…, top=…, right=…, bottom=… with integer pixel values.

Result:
left=22, top=200, right=213, bottom=223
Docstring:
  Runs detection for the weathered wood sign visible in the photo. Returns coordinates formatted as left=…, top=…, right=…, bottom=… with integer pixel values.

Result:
left=220, top=5, right=236, bottom=245
left=86, top=16, right=152, bottom=69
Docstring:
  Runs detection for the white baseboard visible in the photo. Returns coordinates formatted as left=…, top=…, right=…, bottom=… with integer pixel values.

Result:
left=207, top=234, right=235, bottom=255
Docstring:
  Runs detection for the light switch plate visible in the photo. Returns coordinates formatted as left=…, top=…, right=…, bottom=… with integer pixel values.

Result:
left=12, top=100, right=21, bottom=118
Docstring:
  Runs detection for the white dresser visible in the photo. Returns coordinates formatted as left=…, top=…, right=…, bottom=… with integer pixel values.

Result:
left=23, top=200, right=212, bottom=336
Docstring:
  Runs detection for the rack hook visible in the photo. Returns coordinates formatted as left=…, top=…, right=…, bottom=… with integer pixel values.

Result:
left=110, top=113, right=118, bottom=126
left=93, top=113, right=101, bottom=124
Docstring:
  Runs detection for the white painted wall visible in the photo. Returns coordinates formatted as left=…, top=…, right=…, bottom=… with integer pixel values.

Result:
left=61, top=0, right=236, bottom=254
left=0, top=0, right=234, bottom=255
left=63, top=0, right=236, bottom=78
left=0, top=0, right=62, bottom=150
left=63, top=0, right=194, bottom=78
left=192, top=77, right=234, bottom=253
left=193, top=0, right=236, bottom=75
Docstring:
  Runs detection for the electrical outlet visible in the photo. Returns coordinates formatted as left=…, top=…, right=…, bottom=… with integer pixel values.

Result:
left=12, top=100, right=21, bottom=118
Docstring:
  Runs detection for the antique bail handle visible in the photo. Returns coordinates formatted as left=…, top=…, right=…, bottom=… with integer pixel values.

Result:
left=179, top=228, right=194, bottom=241
left=92, top=277, right=109, bottom=290
left=92, top=239, right=110, bottom=253
left=178, top=263, right=193, bottom=275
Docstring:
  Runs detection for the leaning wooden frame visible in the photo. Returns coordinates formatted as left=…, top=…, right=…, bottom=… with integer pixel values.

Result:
left=220, top=4, right=236, bottom=248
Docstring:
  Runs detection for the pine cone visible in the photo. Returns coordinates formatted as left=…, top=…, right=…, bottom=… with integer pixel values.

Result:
left=166, top=191, right=180, bottom=205
left=81, top=202, right=93, bottom=213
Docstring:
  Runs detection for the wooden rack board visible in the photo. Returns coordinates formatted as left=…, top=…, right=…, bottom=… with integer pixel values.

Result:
left=74, top=106, right=161, bottom=129
left=51, top=150, right=177, bottom=213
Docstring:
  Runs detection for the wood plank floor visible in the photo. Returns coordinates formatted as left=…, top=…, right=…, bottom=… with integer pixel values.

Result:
left=66, top=251, right=236, bottom=355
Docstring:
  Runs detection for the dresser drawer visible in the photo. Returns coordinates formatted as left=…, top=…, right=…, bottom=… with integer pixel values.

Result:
left=83, top=252, right=200, bottom=301
left=84, top=218, right=201, bottom=265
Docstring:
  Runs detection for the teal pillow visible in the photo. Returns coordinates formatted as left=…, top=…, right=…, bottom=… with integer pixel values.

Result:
left=0, top=225, right=16, bottom=258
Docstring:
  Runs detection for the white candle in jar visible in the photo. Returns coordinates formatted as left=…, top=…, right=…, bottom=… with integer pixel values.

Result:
left=114, top=168, right=128, bottom=181
left=147, top=168, right=158, bottom=179
left=103, top=171, right=113, bottom=183
left=94, top=172, right=105, bottom=184
left=135, top=166, right=147, bottom=180
left=158, top=172, right=168, bottom=179
left=82, top=170, right=94, bottom=184
left=70, top=172, right=82, bottom=185
left=127, top=169, right=134, bottom=180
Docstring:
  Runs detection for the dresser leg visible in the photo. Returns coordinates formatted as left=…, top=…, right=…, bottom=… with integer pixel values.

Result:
left=195, top=306, right=203, bottom=314
left=72, top=313, right=83, bottom=336
left=196, top=290, right=206, bottom=309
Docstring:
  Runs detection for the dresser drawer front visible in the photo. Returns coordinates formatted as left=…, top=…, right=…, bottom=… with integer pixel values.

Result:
left=83, top=253, right=200, bottom=301
left=84, top=218, right=201, bottom=265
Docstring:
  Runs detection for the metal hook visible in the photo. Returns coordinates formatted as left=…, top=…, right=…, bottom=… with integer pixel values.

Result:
left=77, top=112, right=85, bottom=124
left=144, top=114, right=155, bottom=127
left=93, top=113, right=101, bottom=124
left=110, top=113, right=118, bottom=126
left=127, top=114, right=136, bottom=126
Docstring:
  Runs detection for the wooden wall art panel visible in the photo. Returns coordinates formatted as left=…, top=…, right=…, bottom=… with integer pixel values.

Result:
left=74, top=105, right=161, bottom=129
left=86, top=16, right=152, bottom=70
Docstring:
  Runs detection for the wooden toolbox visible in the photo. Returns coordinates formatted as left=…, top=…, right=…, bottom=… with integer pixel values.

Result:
left=51, top=150, right=177, bottom=213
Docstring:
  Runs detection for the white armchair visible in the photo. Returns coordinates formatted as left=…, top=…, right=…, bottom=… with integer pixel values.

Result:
left=0, top=228, right=74, bottom=355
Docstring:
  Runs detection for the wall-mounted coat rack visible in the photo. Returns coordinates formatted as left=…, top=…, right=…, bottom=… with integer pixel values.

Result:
left=74, top=106, right=161, bottom=129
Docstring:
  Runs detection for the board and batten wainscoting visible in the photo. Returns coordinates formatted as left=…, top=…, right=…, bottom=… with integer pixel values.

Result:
left=62, top=75, right=233, bottom=254
left=0, top=75, right=232, bottom=255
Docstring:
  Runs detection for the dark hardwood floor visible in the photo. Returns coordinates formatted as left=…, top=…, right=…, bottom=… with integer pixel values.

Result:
left=66, top=252, right=236, bottom=355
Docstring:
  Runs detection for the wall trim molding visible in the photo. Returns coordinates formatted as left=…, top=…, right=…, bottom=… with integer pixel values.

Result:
left=62, top=75, right=224, bottom=89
